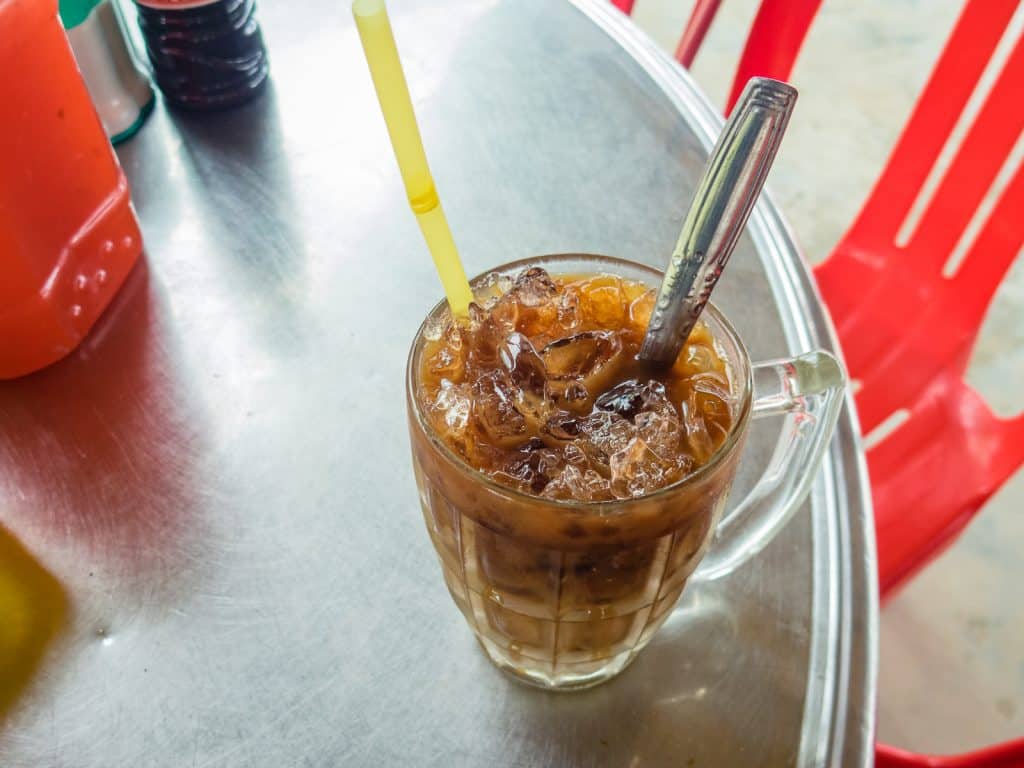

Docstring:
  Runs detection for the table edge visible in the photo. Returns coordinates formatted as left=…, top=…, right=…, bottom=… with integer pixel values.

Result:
left=566, top=2, right=880, bottom=765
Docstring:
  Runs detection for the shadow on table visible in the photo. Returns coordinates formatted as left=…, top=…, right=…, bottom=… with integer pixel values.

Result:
left=0, top=261, right=211, bottom=597
left=164, top=84, right=314, bottom=357
left=0, top=526, right=68, bottom=724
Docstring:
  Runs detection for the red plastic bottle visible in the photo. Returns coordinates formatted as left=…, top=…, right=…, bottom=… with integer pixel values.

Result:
left=0, top=0, right=143, bottom=379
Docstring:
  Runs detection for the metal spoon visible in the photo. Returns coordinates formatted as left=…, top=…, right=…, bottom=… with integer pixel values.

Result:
left=639, top=77, right=798, bottom=366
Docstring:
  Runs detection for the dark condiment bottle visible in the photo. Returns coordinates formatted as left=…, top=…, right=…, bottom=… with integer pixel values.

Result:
left=133, top=0, right=269, bottom=110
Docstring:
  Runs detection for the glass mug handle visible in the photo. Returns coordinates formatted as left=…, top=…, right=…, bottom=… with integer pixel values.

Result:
left=696, top=350, right=846, bottom=580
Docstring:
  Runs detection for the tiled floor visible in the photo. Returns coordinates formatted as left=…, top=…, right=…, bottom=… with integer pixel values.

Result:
left=626, top=0, right=1024, bottom=754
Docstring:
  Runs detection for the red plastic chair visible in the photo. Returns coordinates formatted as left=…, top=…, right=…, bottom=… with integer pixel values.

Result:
left=815, top=0, right=1024, bottom=595
left=819, top=3, right=1024, bottom=755
left=611, top=0, right=1024, bottom=763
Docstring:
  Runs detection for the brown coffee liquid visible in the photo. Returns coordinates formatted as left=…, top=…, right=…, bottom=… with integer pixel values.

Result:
left=418, top=267, right=734, bottom=501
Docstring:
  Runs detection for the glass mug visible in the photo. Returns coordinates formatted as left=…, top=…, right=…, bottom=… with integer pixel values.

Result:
left=407, top=254, right=845, bottom=690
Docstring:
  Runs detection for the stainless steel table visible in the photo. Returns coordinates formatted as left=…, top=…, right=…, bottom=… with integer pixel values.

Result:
left=0, top=1, right=877, bottom=765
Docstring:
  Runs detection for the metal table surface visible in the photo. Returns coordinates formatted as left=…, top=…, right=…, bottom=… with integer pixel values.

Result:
left=0, top=1, right=877, bottom=765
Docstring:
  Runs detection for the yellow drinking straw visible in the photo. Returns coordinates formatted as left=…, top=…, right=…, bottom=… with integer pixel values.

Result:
left=352, top=0, right=474, bottom=317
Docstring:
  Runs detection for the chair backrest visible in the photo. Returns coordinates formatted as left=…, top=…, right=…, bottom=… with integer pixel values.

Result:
left=810, top=0, right=1024, bottom=698
left=815, top=0, right=1023, bottom=434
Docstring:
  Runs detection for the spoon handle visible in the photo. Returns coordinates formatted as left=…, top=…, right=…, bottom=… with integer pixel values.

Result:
left=639, top=77, right=797, bottom=366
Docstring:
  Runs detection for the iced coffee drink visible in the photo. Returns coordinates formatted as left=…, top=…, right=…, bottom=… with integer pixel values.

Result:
left=407, top=254, right=750, bottom=689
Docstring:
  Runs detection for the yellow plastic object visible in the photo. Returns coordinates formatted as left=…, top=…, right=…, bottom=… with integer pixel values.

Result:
left=352, top=0, right=473, bottom=317
left=0, top=528, right=67, bottom=719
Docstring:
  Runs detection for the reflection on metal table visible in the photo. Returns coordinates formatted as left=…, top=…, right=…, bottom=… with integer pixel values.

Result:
left=0, top=0, right=877, bottom=765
